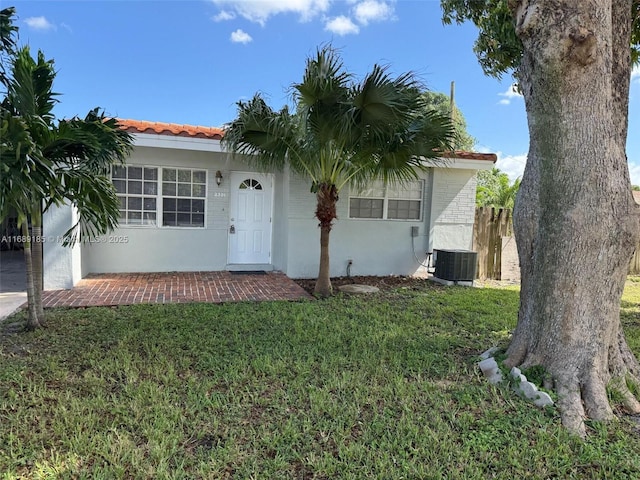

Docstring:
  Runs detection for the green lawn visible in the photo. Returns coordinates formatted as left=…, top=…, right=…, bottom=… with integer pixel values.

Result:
left=2, top=279, right=640, bottom=479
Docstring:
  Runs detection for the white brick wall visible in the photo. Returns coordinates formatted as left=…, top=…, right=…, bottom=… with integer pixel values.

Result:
left=288, top=173, right=317, bottom=219
left=431, top=169, right=477, bottom=225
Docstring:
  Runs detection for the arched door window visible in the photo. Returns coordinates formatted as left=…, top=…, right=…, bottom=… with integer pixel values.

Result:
left=239, top=179, right=263, bottom=190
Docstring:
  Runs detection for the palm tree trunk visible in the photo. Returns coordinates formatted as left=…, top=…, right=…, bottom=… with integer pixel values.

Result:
left=315, top=225, right=332, bottom=297
left=314, top=183, right=338, bottom=297
left=30, top=205, right=45, bottom=324
left=21, top=220, right=41, bottom=329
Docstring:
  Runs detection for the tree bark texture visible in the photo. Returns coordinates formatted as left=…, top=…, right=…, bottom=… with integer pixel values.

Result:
left=30, top=206, right=45, bottom=323
left=314, top=183, right=338, bottom=297
left=508, top=0, right=640, bottom=436
left=21, top=221, right=42, bottom=329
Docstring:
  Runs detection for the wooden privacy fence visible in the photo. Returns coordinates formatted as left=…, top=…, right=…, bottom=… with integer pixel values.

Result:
left=630, top=250, right=640, bottom=275
left=473, top=207, right=513, bottom=280
left=473, top=206, right=640, bottom=278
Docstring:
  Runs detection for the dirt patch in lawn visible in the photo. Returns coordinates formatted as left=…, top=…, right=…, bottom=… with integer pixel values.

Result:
left=294, top=275, right=438, bottom=296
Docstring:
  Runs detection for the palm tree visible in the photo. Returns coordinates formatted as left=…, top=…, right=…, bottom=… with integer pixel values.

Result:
left=0, top=112, right=51, bottom=329
left=1, top=42, right=133, bottom=329
left=0, top=7, right=18, bottom=84
left=223, top=45, right=455, bottom=296
left=476, top=167, right=521, bottom=209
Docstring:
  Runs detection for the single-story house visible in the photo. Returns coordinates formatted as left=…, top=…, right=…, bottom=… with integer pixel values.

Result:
left=41, top=119, right=496, bottom=289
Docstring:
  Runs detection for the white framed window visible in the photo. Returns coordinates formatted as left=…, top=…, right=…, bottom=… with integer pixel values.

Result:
left=112, top=166, right=207, bottom=228
left=349, top=180, right=423, bottom=220
left=112, top=165, right=158, bottom=226
left=161, top=168, right=207, bottom=227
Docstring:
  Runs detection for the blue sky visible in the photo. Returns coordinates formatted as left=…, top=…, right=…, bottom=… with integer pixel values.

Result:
left=10, top=0, right=640, bottom=183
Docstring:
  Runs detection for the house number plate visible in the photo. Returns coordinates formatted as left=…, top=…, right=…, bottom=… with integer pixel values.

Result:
left=214, top=192, right=226, bottom=197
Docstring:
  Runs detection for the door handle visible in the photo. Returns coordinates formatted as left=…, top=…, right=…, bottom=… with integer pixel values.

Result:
left=230, top=225, right=235, bottom=234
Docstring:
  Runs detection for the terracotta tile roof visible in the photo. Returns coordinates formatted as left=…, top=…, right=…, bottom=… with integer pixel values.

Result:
left=441, top=150, right=497, bottom=162
left=116, top=119, right=497, bottom=162
left=117, top=119, right=224, bottom=140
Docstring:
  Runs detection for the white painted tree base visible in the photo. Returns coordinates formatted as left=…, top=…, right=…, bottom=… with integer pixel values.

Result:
left=478, top=347, right=554, bottom=408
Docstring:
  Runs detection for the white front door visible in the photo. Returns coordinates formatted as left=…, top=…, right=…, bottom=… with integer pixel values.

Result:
left=228, top=172, right=273, bottom=264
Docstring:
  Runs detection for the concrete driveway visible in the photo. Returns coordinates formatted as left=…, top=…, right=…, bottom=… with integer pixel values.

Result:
left=0, top=250, right=27, bottom=321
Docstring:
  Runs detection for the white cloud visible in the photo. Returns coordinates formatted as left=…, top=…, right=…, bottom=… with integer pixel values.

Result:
left=212, top=10, right=236, bottom=22
left=230, top=29, right=253, bottom=44
left=483, top=152, right=640, bottom=187
left=632, top=65, right=640, bottom=84
left=489, top=151, right=527, bottom=182
left=498, top=84, right=523, bottom=105
left=353, top=0, right=394, bottom=25
left=479, top=149, right=640, bottom=188
left=211, top=0, right=331, bottom=25
left=325, top=15, right=360, bottom=35
left=24, top=16, right=55, bottom=31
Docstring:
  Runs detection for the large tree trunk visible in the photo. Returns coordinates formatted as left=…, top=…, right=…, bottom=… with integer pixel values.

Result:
left=314, top=183, right=338, bottom=297
left=507, top=0, right=640, bottom=436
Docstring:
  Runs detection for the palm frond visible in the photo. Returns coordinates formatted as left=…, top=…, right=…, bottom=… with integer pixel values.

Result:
left=5, top=47, right=58, bottom=122
left=0, top=111, right=56, bottom=220
left=224, top=43, right=457, bottom=194
left=348, top=98, right=455, bottom=189
left=294, top=45, right=351, bottom=108
left=59, top=169, right=121, bottom=245
left=0, top=7, right=18, bottom=87
left=0, top=7, right=17, bottom=54
left=350, top=66, right=422, bottom=138
left=293, top=45, right=353, bottom=146
left=476, top=168, right=520, bottom=209
left=46, top=109, right=133, bottom=173
left=223, top=94, right=304, bottom=173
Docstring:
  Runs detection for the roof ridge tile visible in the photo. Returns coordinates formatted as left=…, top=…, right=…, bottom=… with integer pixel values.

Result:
left=117, top=118, right=224, bottom=140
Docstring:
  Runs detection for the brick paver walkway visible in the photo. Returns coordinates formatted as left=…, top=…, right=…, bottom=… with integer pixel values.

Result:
left=41, top=271, right=312, bottom=308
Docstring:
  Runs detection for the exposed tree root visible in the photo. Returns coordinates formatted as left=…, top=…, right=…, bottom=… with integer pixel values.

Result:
left=506, top=331, right=640, bottom=438
left=555, top=379, right=587, bottom=438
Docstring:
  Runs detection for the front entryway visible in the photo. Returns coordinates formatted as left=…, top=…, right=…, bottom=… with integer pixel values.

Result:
left=228, top=172, right=273, bottom=265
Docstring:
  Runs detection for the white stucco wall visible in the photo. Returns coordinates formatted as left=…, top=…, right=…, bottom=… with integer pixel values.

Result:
left=43, top=203, right=82, bottom=289
left=283, top=162, right=491, bottom=279
left=83, top=145, right=238, bottom=274
left=284, top=171, right=432, bottom=279
left=84, top=228, right=230, bottom=273
left=271, top=167, right=289, bottom=273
